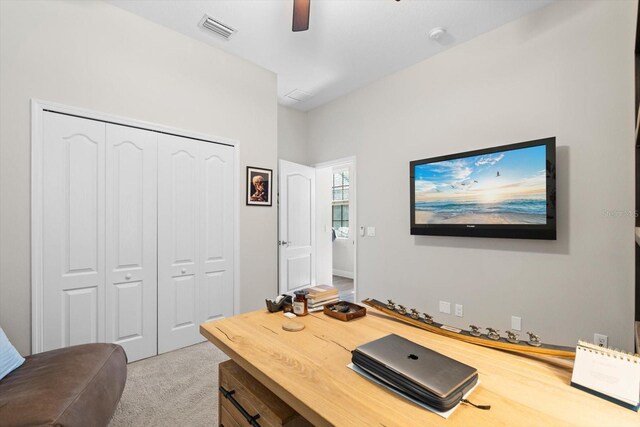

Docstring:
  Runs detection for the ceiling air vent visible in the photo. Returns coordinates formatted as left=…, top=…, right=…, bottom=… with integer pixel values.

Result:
left=200, top=15, right=237, bottom=40
left=285, top=89, right=312, bottom=102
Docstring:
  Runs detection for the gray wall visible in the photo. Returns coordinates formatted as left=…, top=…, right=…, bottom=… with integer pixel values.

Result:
left=0, top=0, right=278, bottom=355
left=278, top=106, right=309, bottom=165
left=307, top=0, right=637, bottom=349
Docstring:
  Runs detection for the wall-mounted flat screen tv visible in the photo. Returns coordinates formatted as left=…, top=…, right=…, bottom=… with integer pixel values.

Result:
left=410, top=137, right=556, bottom=240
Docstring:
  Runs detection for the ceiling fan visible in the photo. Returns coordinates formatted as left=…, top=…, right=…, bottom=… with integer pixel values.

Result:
left=292, top=0, right=400, bottom=32
left=292, top=0, right=310, bottom=32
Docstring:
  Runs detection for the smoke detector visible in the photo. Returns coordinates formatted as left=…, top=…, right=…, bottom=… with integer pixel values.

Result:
left=429, top=27, right=446, bottom=41
left=199, top=15, right=237, bottom=40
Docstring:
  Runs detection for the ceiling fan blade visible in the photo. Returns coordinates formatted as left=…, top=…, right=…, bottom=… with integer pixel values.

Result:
left=292, top=0, right=310, bottom=32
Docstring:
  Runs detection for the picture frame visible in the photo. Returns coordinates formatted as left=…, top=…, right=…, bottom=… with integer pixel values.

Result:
left=246, top=166, right=273, bottom=206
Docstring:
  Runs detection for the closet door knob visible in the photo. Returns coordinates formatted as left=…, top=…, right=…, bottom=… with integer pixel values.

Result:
left=125, top=273, right=132, bottom=280
left=181, top=268, right=187, bottom=274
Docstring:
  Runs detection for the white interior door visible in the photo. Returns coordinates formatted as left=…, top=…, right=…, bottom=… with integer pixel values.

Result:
left=43, top=112, right=106, bottom=351
left=278, top=160, right=316, bottom=294
left=105, top=124, right=158, bottom=362
left=158, top=134, right=234, bottom=354
left=199, top=142, right=235, bottom=325
left=158, top=134, right=199, bottom=353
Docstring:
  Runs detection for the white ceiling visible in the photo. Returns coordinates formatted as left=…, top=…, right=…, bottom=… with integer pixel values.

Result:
left=109, top=0, right=554, bottom=112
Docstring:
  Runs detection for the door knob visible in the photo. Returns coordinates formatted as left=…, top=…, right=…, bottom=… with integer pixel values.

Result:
left=125, top=273, right=132, bottom=280
left=279, top=240, right=292, bottom=246
left=181, top=268, right=187, bottom=274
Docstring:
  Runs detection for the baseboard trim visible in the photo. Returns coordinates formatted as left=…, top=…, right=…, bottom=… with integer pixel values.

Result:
left=333, top=269, right=354, bottom=279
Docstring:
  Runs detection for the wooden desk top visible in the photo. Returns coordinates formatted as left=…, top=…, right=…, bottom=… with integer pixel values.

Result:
left=200, top=308, right=639, bottom=427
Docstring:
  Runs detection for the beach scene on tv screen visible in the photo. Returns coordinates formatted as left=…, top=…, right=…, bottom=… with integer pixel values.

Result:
left=414, top=145, right=547, bottom=225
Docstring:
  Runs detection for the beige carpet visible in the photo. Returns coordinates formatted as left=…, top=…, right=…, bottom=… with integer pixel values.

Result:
left=109, top=342, right=229, bottom=427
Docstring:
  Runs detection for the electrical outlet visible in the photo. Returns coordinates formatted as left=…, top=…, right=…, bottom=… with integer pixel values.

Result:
left=511, top=316, right=522, bottom=331
left=454, top=304, right=463, bottom=317
left=594, top=333, right=608, bottom=347
left=439, top=301, right=451, bottom=314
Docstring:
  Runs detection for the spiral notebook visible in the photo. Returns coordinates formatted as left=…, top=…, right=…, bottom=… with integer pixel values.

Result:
left=570, top=340, right=640, bottom=411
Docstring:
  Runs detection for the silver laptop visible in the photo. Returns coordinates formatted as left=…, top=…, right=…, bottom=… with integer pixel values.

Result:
left=352, top=334, right=477, bottom=398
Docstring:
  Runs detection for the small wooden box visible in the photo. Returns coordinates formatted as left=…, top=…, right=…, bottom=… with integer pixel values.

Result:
left=218, top=360, right=312, bottom=427
left=323, top=301, right=367, bottom=321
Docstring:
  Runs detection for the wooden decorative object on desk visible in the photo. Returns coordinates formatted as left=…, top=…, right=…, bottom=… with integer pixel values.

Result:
left=282, top=321, right=305, bottom=332
left=323, top=301, right=366, bottom=321
left=363, top=298, right=575, bottom=358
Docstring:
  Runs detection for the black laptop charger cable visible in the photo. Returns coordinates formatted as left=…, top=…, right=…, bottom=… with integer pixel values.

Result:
left=462, top=398, right=491, bottom=410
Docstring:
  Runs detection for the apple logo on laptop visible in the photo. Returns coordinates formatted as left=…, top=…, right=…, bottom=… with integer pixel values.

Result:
left=407, top=354, right=419, bottom=360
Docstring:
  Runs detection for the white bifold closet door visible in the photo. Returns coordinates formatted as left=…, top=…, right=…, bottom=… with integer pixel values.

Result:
left=157, top=134, right=234, bottom=354
left=104, top=124, right=158, bottom=362
left=42, top=112, right=158, bottom=361
left=41, top=111, right=233, bottom=360
left=43, top=113, right=107, bottom=351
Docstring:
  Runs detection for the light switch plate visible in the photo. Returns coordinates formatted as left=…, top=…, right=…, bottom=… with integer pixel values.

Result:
left=439, top=301, right=451, bottom=314
left=366, top=226, right=376, bottom=237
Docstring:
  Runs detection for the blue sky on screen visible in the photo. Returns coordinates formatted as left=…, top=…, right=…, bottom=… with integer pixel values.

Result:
left=414, top=145, right=546, bottom=203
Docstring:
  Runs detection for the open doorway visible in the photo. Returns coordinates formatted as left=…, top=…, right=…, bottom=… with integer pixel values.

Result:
left=315, top=157, right=356, bottom=302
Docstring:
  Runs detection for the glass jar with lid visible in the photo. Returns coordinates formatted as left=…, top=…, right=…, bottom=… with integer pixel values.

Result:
left=292, top=290, right=309, bottom=316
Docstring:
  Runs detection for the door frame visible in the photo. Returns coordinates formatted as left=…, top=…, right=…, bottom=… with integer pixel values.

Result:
left=313, top=156, right=357, bottom=302
left=30, top=99, right=240, bottom=354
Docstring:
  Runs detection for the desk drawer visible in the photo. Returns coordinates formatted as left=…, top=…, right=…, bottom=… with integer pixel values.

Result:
left=219, top=360, right=312, bottom=427
left=220, top=403, right=241, bottom=427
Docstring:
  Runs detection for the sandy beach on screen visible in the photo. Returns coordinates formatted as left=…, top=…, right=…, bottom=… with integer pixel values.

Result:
left=415, top=211, right=545, bottom=225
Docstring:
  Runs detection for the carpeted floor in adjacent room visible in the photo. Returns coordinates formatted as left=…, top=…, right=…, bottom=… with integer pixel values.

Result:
left=109, top=342, right=229, bottom=427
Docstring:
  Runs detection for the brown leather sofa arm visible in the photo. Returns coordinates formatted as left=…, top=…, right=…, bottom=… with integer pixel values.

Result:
left=0, top=343, right=127, bottom=427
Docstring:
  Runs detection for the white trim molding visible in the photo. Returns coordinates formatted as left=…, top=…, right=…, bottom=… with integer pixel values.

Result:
left=332, top=269, right=354, bottom=279
left=314, top=156, right=356, bottom=169
left=313, top=156, right=357, bottom=301
left=30, top=99, right=241, bottom=354
left=31, top=101, right=45, bottom=354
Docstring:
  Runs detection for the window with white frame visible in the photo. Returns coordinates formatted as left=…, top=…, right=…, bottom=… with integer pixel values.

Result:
left=332, top=170, right=349, bottom=238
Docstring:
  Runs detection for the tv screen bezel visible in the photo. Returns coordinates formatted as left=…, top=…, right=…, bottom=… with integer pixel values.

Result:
left=410, top=137, right=556, bottom=240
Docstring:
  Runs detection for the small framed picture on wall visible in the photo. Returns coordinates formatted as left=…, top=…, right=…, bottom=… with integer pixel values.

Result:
left=246, top=166, right=272, bottom=206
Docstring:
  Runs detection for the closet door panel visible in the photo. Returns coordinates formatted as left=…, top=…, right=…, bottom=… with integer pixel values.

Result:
left=167, top=149, right=197, bottom=271
left=200, top=143, right=234, bottom=322
left=113, top=281, right=142, bottom=338
left=173, top=275, right=196, bottom=326
left=42, top=112, right=106, bottom=351
left=158, top=134, right=201, bottom=353
left=64, top=287, right=98, bottom=347
left=105, top=124, right=158, bottom=361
